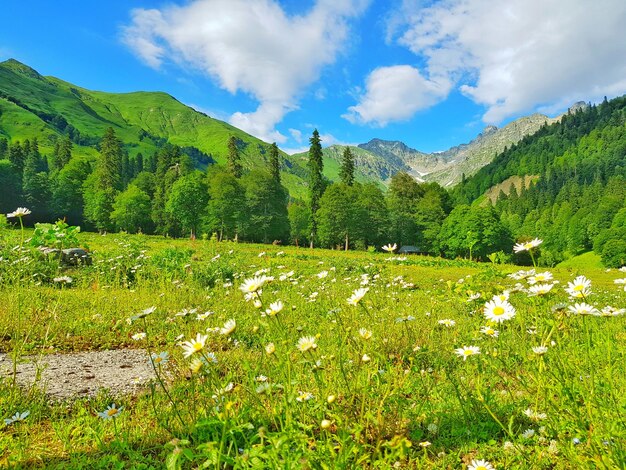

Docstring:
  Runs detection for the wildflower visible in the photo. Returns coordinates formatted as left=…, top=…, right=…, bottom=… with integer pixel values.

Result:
left=53, top=276, right=73, bottom=284
left=568, top=303, right=599, bottom=315
left=524, top=408, right=547, bottom=421
left=395, top=315, right=415, bottom=323
left=296, top=391, right=314, bottom=402
left=239, top=276, right=267, bottom=294
left=528, top=271, right=553, bottom=284
left=220, top=319, right=236, bottom=336
left=265, top=301, right=284, bottom=316
left=419, top=441, right=431, bottom=447
left=189, top=357, right=205, bottom=374
left=468, top=460, right=495, bottom=470
left=180, top=333, right=208, bottom=358
left=467, top=292, right=482, bottom=302
left=427, top=423, right=438, bottom=434
left=98, top=404, right=123, bottom=420
left=480, top=326, right=499, bottom=337
left=438, top=319, right=456, bottom=327
left=492, top=291, right=510, bottom=302
left=382, top=243, right=397, bottom=252
left=484, top=298, right=516, bottom=323
left=4, top=410, right=29, bottom=425
left=7, top=207, right=31, bottom=218
left=316, top=270, right=329, bottom=279
left=150, top=351, right=169, bottom=366
left=514, top=238, right=543, bottom=253
left=600, top=306, right=625, bottom=316
left=213, top=382, right=235, bottom=399
left=358, top=328, right=372, bottom=340
left=327, top=395, right=336, bottom=404
left=565, top=275, right=592, bottom=298
left=296, top=336, right=317, bottom=352
left=347, top=287, right=368, bottom=306
left=255, top=375, right=268, bottom=382
left=196, top=311, right=214, bottom=321
left=572, top=437, right=581, bottom=445
left=454, top=345, right=480, bottom=360
left=321, top=419, right=332, bottom=429
left=131, top=332, right=146, bottom=341
left=265, top=343, right=276, bottom=355
left=521, top=428, right=536, bottom=439
left=532, top=346, right=548, bottom=355
left=361, top=353, right=371, bottom=362
left=528, top=283, right=554, bottom=296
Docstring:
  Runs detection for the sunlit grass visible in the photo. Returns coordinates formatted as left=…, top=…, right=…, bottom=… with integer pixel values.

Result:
left=1, top=227, right=624, bottom=468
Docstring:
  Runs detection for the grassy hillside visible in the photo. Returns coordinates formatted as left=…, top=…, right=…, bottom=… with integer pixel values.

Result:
left=0, top=59, right=307, bottom=198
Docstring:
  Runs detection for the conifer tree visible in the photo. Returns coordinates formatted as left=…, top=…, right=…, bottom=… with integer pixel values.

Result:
left=227, top=136, right=242, bottom=178
left=307, top=129, right=324, bottom=247
left=269, top=142, right=281, bottom=184
left=339, top=146, right=355, bottom=186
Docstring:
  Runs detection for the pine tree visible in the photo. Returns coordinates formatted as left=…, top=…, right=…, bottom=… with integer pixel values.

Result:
left=9, top=141, right=24, bottom=174
left=269, top=142, right=281, bottom=184
left=0, top=138, right=8, bottom=160
left=307, top=129, right=324, bottom=247
left=227, top=136, right=242, bottom=178
left=97, top=128, right=122, bottom=191
left=339, top=146, right=355, bottom=186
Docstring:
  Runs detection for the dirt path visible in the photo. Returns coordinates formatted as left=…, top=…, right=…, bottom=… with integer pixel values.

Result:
left=0, top=349, right=158, bottom=400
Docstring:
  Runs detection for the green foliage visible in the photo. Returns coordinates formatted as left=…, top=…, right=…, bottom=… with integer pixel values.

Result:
left=205, top=167, right=248, bottom=241
left=287, top=201, right=310, bottom=247
left=111, top=184, right=153, bottom=234
left=166, top=171, right=209, bottom=237
left=600, top=238, right=626, bottom=268
left=308, top=129, right=325, bottom=241
left=227, top=135, right=242, bottom=178
left=29, top=219, right=81, bottom=250
left=241, top=170, right=289, bottom=243
left=339, top=146, right=355, bottom=186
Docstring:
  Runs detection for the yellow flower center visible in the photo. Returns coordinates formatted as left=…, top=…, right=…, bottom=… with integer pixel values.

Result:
left=107, top=408, right=118, bottom=417
left=464, top=349, right=473, bottom=356
left=493, top=306, right=505, bottom=316
left=524, top=243, right=533, bottom=249
left=574, top=285, right=584, bottom=291
left=193, top=342, right=203, bottom=351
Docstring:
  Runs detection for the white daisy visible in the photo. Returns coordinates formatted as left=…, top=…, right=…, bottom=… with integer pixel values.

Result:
left=454, top=345, right=480, bottom=360
left=484, top=298, right=516, bottom=323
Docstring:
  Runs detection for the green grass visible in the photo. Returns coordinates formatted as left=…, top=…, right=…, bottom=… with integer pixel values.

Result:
left=1, top=226, right=625, bottom=468
left=556, top=251, right=604, bottom=270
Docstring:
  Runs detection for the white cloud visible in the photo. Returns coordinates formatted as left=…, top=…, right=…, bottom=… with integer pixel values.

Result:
left=122, top=0, right=369, bottom=142
left=289, top=128, right=303, bottom=143
left=343, top=65, right=450, bottom=126
left=390, top=0, right=626, bottom=123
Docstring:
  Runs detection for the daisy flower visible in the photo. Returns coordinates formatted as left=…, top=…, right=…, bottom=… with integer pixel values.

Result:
left=4, top=410, right=29, bottom=425
left=480, top=326, right=499, bottom=337
left=568, top=303, right=599, bottom=315
left=484, top=298, right=516, bottom=323
left=220, top=319, right=236, bottom=336
left=265, top=301, right=284, bottom=316
left=239, top=276, right=267, bottom=294
left=528, top=283, right=554, bottom=296
left=492, top=291, right=509, bottom=302
left=150, top=351, right=169, bottom=366
left=468, top=460, right=495, bottom=470
left=600, top=306, right=625, bottom=316
left=532, top=346, right=548, bottom=355
left=180, top=333, right=208, bottom=358
left=7, top=207, right=31, bottom=218
left=358, top=328, right=372, bottom=340
left=382, top=243, right=397, bottom=253
left=528, top=271, right=553, bottom=285
left=347, top=287, right=369, bottom=306
left=565, top=275, right=592, bottom=299
left=514, top=238, right=543, bottom=253
left=438, top=319, right=456, bottom=327
left=296, top=391, right=314, bottom=402
left=131, top=332, right=146, bottom=341
left=454, top=345, right=480, bottom=360
left=98, top=404, right=123, bottom=420
left=296, top=336, right=317, bottom=352
left=265, top=342, right=276, bottom=355
left=524, top=408, right=547, bottom=421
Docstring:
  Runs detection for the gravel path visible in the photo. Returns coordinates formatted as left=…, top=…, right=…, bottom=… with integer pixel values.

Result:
left=0, top=349, right=158, bottom=400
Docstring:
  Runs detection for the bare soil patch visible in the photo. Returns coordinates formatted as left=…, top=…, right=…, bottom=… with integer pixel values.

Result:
left=0, top=349, right=157, bottom=400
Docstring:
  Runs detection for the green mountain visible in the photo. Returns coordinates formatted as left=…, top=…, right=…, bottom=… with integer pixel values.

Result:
left=0, top=59, right=307, bottom=197
left=453, top=95, right=626, bottom=266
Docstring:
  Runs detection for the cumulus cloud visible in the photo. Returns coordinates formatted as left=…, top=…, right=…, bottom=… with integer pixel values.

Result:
left=343, top=65, right=450, bottom=126
left=122, top=0, right=369, bottom=142
left=389, top=0, right=626, bottom=123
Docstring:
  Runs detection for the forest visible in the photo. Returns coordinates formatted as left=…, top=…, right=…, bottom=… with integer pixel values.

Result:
left=1, top=96, right=625, bottom=267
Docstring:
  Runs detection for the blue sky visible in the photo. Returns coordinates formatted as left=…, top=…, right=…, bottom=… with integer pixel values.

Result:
left=2, top=0, right=626, bottom=154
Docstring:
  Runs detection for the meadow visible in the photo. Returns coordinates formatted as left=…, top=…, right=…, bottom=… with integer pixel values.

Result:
left=0, top=224, right=625, bottom=469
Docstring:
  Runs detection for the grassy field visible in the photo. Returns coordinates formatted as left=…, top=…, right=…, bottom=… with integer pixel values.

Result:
left=0, top=226, right=625, bottom=468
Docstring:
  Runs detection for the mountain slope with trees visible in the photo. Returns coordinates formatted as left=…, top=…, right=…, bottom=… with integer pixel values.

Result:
left=454, top=95, right=626, bottom=266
